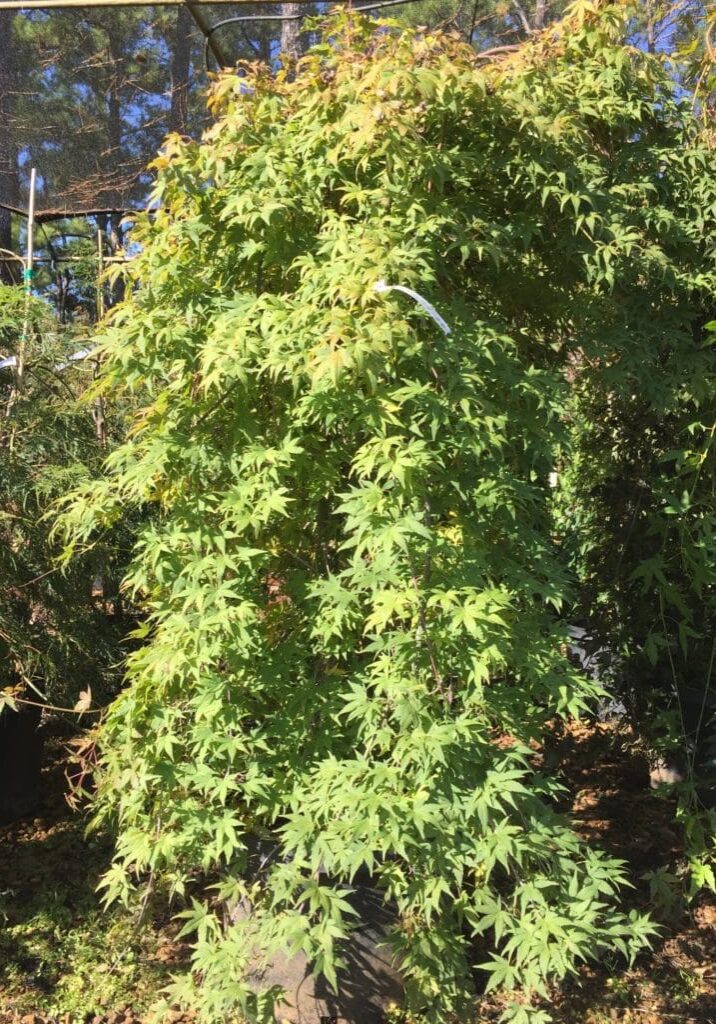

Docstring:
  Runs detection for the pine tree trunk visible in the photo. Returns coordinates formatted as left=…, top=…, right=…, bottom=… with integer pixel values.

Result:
left=106, top=39, right=126, bottom=304
left=0, top=11, right=19, bottom=284
left=170, top=5, right=192, bottom=136
left=0, top=705, right=44, bottom=824
left=645, top=0, right=656, bottom=53
left=280, top=4, right=302, bottom=65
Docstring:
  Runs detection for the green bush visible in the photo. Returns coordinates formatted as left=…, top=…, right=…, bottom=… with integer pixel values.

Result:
left=0, top=284, right=129, bottom=710
left=57, top=5, right=716, bottom=1020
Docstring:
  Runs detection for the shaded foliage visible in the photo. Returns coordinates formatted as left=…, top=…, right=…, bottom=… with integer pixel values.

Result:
left=0, top=285, right=131, bottom=712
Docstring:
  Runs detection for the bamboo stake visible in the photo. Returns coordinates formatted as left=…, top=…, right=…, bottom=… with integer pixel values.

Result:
left=93, top=229, right=107, bottom=445
left=96, top=228, right=105, bottom=323
left=26, top=171, right=37, bottom=269
left=18, top=167, right=37, bottom=393
left=5, top=168, right=36, bottom=422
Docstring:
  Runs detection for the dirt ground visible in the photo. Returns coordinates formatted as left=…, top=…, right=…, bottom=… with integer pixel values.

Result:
left=539, top=722, right=716, bottom=1024
left=0, top=722, right=714, bottom=1024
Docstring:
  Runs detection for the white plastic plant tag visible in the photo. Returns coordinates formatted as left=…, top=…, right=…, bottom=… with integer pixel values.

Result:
left=374, top=279, right=452, bottom=336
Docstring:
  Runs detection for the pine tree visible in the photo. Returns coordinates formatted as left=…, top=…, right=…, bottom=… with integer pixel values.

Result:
left=0, top=12, right=19, bottom=283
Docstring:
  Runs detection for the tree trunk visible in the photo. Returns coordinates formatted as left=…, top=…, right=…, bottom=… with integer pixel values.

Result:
left=170, top=5, right=192, bottom=136
left=0, top=11, right=19, bottom=284
left=645, top=0, right=656, bottom=54
left=280, top=4, right=302, bottom=65
left=106, top=41, right=126, bottom=304
left=0, top=705, right=44, bottom=824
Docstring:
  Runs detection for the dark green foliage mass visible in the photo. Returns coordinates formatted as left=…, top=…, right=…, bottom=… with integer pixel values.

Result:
left=0, top=285, right=129, bottom=711
left=57, top=4, right=716, bottom=1021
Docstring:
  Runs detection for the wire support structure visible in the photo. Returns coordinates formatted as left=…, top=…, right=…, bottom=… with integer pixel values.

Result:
left=0, top=172, right=112, bottom=392
left=0, top=0, right=383, bottom=9
left=0, top=201, right=143, bottom=224
left=0, top=0, right=426, bottom=74
left=204, top=0, right=429, bottom=70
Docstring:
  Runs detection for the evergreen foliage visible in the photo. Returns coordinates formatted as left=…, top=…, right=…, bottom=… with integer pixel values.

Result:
left=58, top=5, right=716, bottom=1020
left=0, top=285, right=128, bottom=709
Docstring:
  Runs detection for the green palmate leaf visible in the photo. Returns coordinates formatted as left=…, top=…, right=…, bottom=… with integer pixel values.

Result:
left=54, top=5, right=716, bottom=1022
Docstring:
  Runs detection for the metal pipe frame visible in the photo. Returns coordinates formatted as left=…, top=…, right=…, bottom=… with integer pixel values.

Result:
left=0, top=0, right=330, bottom=9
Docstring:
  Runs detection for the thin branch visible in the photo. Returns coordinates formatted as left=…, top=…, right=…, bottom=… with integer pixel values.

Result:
left=511, top=0, right=532, bottom=36
left=192, top=377, right=243, bottom=429
left=14, top=565, right=62, bottom=589
left=9, top=695, right=102, bottom=715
